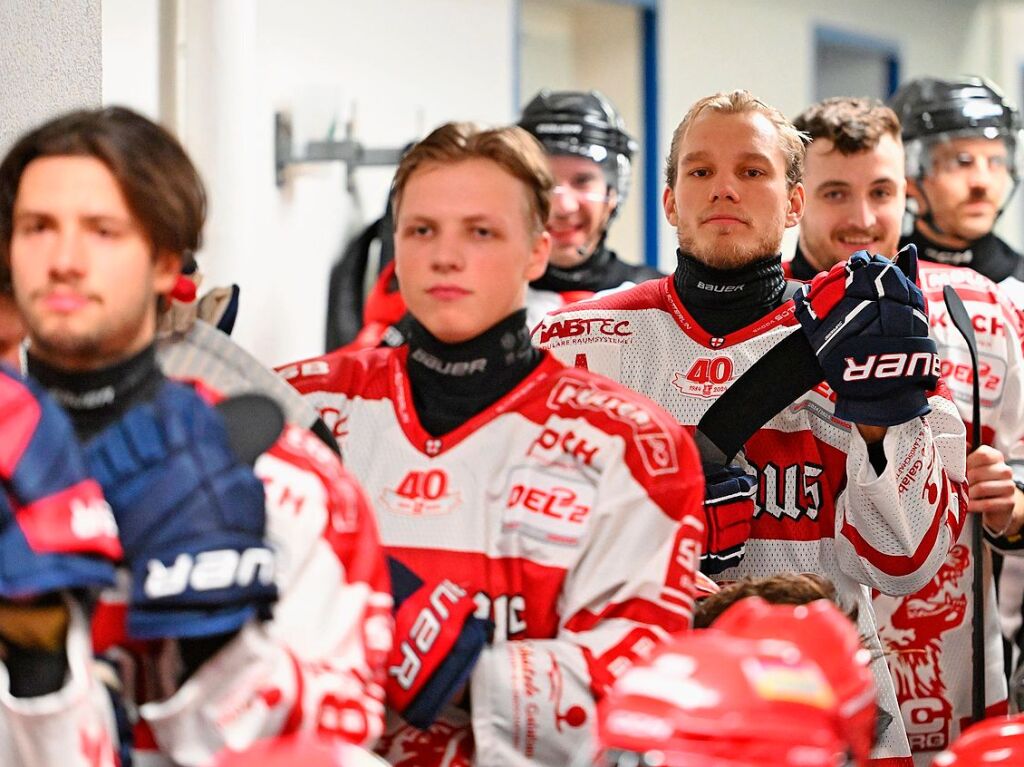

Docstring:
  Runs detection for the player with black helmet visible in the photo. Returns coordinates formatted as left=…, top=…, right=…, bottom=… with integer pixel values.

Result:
left=891, top=76, right=1024, bottom=304
left=517, top=89, right=662, bottom=317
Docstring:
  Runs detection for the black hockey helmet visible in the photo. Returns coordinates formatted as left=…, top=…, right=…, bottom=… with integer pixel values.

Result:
left=518, top=89, right=638, bottom=203
left=888, top=76, right=1022, bottom=180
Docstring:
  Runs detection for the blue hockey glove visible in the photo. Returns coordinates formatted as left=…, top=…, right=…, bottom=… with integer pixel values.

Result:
left=386, top=556, right=491, bottom=729
left=701, top=464, right=757, bottom=576
left=793, top=245, right=939, bottom=426
left=85, top=380, right=277, bottom=640
left=0, top=367, right=120, bottom=598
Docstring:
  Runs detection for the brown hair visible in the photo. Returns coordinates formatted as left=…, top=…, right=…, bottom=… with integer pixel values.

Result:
left=793, top=97, right=902, bottom=155
left=665, top=89, right=808, bottom=189
left=0, top=106, right=206, bottom=271
left=693, top=572, right=856, bottom=629
left=391, top=122, right=553, bottom=234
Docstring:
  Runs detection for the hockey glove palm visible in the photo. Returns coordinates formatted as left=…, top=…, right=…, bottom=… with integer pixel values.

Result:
left=386, top=557, right=491, bottom=729
left=701, top=464, right=757, bottom=575
left=793, top=246, right=939, bottom=426
left=0, top=367, right=120, bottom=598
left=85, top=381, right=277, bottom=640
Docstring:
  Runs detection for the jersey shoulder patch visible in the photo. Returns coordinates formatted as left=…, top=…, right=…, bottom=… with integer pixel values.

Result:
left=277, top=346, right=393, bottom=398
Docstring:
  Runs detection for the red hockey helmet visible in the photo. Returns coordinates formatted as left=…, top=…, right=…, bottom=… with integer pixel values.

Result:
left=931, top=714, right=1024, bottom=766
left=593, top=629, right=845, bottom=767
left=713, top=596, right=876, bottom=766
left=213, top=735, right=389, bottom=767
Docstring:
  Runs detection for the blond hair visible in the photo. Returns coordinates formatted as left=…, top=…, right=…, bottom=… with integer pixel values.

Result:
left=391, top=122, right=553, bottom=234
left=665, top=90, right=808, bottom=189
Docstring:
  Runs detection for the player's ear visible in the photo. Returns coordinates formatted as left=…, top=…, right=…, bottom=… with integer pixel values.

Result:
left=663, top=185, right=679, bottom=227
left=906, top=178, right=929, bottom=216
left=785, top=182, right=805, bottom=228
left=526, top=230, right=550, bottom=282
left=153, top=250, right=182, bottom=295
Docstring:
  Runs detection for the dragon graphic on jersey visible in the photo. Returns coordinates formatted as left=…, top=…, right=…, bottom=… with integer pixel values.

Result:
left=880, top=544, right=970, bottom=754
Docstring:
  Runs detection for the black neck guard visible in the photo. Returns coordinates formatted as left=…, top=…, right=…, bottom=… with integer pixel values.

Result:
left=673, top=250, right=787, bottom=336
left=406, top=310, right=540, bottom=437
left=27, top=344, right=165, bottom=441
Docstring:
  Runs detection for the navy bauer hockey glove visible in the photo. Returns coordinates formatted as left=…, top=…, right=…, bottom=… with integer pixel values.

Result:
left=793, top=246, right=939, bottom=427
left=701, top=464, right=757, bottom=575
left=387, top=556, right=491, bottom=729
left=0, top=367, right=120, bottom=598
left=85, top=381, right=277, bottom=640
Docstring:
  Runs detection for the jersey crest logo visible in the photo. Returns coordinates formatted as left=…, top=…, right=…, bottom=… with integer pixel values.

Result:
left=878, top=544, right=971, bottom=754
left=381, top=469, right=461, bottom=517
left=672, top=356, right=735, bottom=399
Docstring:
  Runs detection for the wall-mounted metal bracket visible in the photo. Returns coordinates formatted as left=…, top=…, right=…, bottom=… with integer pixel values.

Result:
left=274, top=110, right=406, bottom=189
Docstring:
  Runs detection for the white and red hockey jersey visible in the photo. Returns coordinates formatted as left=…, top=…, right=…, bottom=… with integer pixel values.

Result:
left=280, top=348, right=706, bottom=767
left=534, top=277, right=969, bottom=767
left=0, top=421, right=393, bottom=767
left=868, top=263, right=1024, bottom=763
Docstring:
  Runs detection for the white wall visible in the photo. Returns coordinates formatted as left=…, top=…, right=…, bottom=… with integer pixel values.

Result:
left=519, top=0, right=644, bottom=264
left=101, top=0, right=160, bottom=119
left=0, top=0, right=101, bottom=153
left=167, top=0, right=516, bottom=366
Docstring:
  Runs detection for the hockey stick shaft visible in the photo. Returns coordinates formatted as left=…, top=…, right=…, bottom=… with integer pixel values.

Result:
left=943, top=284, right=986, bottom=724
left=693, top=329, right=824, bottom=466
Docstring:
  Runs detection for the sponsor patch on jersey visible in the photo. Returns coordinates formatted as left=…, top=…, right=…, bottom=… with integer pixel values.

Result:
left=380, top=469, right=462, bottom=517
left=547, top=379, right=679, bottom=476
left=498, top=465, right=596, bottom=546
left=538, top=317, right=632, bottom=346
left=920, top=267, right=992, bottom=293
left=939, top=350, right=1006, bottom=409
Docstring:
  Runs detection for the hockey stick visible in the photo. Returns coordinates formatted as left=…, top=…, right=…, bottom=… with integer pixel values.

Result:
left=693, top=329, right=825, bottom=466
left=942, top=284, right=986, bottom=724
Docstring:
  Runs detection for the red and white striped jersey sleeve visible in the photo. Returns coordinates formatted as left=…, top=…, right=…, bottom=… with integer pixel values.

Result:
left=138, top=424, right=393, bottom=763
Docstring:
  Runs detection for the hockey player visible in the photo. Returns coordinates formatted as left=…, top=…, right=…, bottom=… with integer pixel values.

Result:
left=589, top=628, right=852, bottom=767
left=789, top=96, right=1024, bottom=761
left=516, top=89, right=663, bottom=317
left=280, top=121, right=707, bottom=766
left=345, top=89, right=661, bottom=351
left=0, top=107, right=392, bottom=765
left=890, top=77, right=1024, bottom=306
left=892, top=78, right=1024, bottom=694
left=534, top=89, right=968, bottom=765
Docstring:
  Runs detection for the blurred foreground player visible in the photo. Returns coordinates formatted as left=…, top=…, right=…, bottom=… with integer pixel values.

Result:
left=281, top=122, right=706, bottom=766
left=589, top=629, right=852, bottom=767
left=535, top=89, right=969, bottom=765
left=0, top=107, right=391, bottom=766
